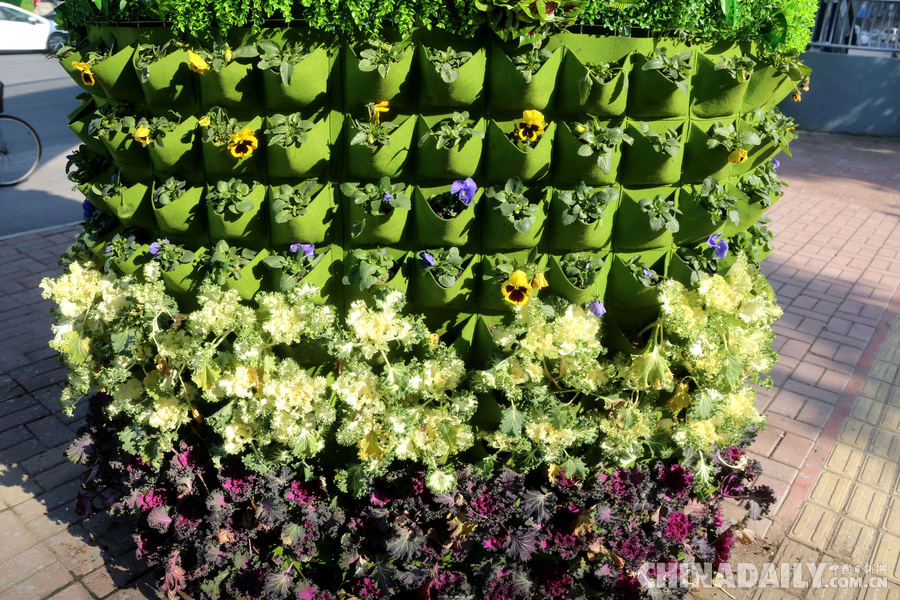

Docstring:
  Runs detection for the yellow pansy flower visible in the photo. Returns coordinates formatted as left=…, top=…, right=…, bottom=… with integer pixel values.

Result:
left=188, top=50, right=209, bottom=74
left=516, top=110, right=546, bottom=142
left=531, top=272, right=548, bottom=290
left=728, top=148, right=748, bottom=164
left=502, top=270, right=532, bottom=306
left=367, top=101, right=390, bottom=124
left=198, top=116, right=211, bottom=127
left=228, top=127, right=258, bottom=158
left=134, top=124, right=151, bottom=145
left=72, top=61, right=95, bottom=86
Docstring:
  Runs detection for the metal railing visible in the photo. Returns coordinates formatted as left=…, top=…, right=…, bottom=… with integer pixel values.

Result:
left=810, top=0, right=900, bottom=53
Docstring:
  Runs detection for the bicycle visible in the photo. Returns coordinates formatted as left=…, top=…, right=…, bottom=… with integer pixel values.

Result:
left=0, top=81, right=43, bottom=186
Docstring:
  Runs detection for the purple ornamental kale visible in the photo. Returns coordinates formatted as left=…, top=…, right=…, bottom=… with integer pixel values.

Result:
left=706, top=233, right=729, bottom=260
left=657, top=464, right=694, bottom=498
left=663, top=511, right=694, bottom=543
left=450, top=177, right=477, bottom=206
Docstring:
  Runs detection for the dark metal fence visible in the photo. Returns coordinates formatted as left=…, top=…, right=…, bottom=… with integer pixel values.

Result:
left=811, top=0, right=900, bottom=53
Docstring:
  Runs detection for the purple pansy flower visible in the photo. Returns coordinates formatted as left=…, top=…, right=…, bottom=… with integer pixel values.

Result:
left=770, top=158, right=780, bottom=169
left=450, top=177, right=477, bottom=206
left=643, top=269, right=654, bottom=278
left=588, top=300, right=606, bottom=317
left=421, top=252, right=436, bottom=268
left=706, top=233, right=729, bottom=260
left=82, top=200, right=96, bottom=220
left=290, top=243, right=315, bottom=257
left=148, top=238, right=169, bottom=255
left=383, top=192, right=394, bottom=203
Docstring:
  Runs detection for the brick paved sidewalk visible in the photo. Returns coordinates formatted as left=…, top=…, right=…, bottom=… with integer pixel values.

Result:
left=0, top=131, right=898, bottom=600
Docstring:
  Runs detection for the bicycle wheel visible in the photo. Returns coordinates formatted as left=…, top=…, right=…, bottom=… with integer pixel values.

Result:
left=0, top=116, right=42, bottom=186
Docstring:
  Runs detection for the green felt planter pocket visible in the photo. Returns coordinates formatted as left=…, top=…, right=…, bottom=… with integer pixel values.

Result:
left=545, top=253, right=611, bottom=306
left=270, top=247, right=337, bottom=305
left=487, top=43, right=562, bottom=112
left=207, top=184, right=268, bottom=250
left=342, top=249, right=410, bottom=307
left=416, top=41, right=487, bottom=110
left=674, top=186, right=725, bottom=246
left=262, top=46, right=331, bottom=111
left=412, top=185, right=481, bottom=250
left=665, top=251, right=697, bottom=288
left=683, top=120, right=734, bottom=184
left=201, top=116, right=265, bottom=178
left=344, top=184, right=412, bottom=246
left=602, top=317, right=646, bottom=356
left=741, top=65, right=794, bottom=113
left=477, top=251, right=548, bottom=314
left=79, top=168, right=117, bottom=214
left=721, top=185, right=765, bottom=237
left=620, top=120, right=684, bottom=186
left=548, top=188, right=617, bottom=252
left=92, top=45, right=144, bottom=105
left=148, top=115, right=201, bottom=175
left=552, top=121, right=622, bottom=186
left=345, top=115, right=416, bottom=179
left=416, top=115, right=485, bottom=180
left=485, top=119, right=554, bottom=184
left=152, top=183, right=208, bottom=244
left=627, top=54, right=691, bottom=119
left=138, top=49, right=198, bottom=109
left=266, top=113, right=331, bottom=179
left=68, top=100, right=111, bottom=158
left=691, top=54, right=750, bottom=119
left=112, top=244, right=153, bottom=277
left=60, top=41, right=107, bottom=97
left=270, top=183, right=336, bottom=247
left=101, top=129, right=150, bottom=168
left=605, top=250, right=668, bottom=331
left=161, top=247, right=208, bottom=296
left=342, top=42, right=415, bottom=110
left=613, top=188, right=678, bottom=253
left=106, top=181, right=154, bottom=229
left=732, top=119, right=776, bottom=176
left=86, top=225, right=122, bottom=261
left=225, top=248, right=270, bottom=301
left=558, top=52, right=628, bottom=117
left=481, top=187, right=550, bottom=253
left=199, top=61, right=260, bottom=109
left=411, top=256, right=477, bottom=310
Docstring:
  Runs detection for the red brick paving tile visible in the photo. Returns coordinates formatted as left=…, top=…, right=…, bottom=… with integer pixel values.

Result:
left=46, top=584, right=93, bottom=600
left=0, top=406, right=50, bottom=434
left=792, top=295, right=818, bottom=310
left=99, top=524, right=137, bottom=558
left=82, top=553, right=149, bottom=598
left=19, top=443, right=68, bottom=476
left=749, top=428, right=784, bottom=457
left=105, top=573, right=160, bottom=600
left=804, top=353, right=854, bottom=376
left=792, top=361, right=826, bottom=386
left=0, top=439, right=44, bottom=466
left=34, top=462, right=82, bottom=492
left=0, top=512, right=38, bottom=563
left=826, top=316, right=853, bottom=335
left=779, top=339, right=810, bottom=360
left=25, top=502, right=84, bottom=541
left=784, top=378, right=840, bottom=404
left=837, top=299, right=864, bottom=314
left=0, top=563, right=72, bottom=600
left=812, top=300, right=841, bottom=316
left=818, top=370, right=852, bottom=394
left=768, top=389, right=805, bottom=418
left=772, top=324, right=816, bottom=345
left=0, top=463, right=44, bottom=507
left=797, top=317, right=827, bottom=336
left=834, top=344, right=865, bottom=365
left=796, top=398, right=834, bottom=428
left=0, top=545, right=57, bottom=593
left=756, top=475, right=791, bottom=515
left=18, top=369, right=68, bottom=394
left=771, top=433, right=815, bottom=468
left=12, top=480, right=82, bottom=524
left=46, top=527, right=108, bottom=576
left=764, top=413, right=822, bottom=441
left=26, top=417, right=76, bottom=449
left=749, top=452, right=799, bottom=484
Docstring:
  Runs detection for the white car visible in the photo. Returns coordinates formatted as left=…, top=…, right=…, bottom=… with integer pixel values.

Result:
left=0, top=2, right=67, bottom=52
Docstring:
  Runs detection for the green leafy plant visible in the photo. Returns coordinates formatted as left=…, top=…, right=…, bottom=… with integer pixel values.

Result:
left=270, top=181, right=318, bottom=223
left=764, top=49, right=805, bottom=80
left=349, top=108, right=399, bottom=148
left=191, top=39, right=254, bottom=72
left=706, top=121, right=761, bottom=152
left=578, top=60, right=622, bottom=104
left=248, top=39, right=311, bottom=85
left=342, top=248, right=398, bottom=290
left=357, top=38, right=410, bottom=78
left=512, top=40, right=553, bottom=83
left=134, top=40, right=177, bottom=82
left=88, top=105, right=135, bottom=138
left=635, top=121, right=682, bottom=158
left=738, top=162, right=784, bottom=208
left=730, top=216, right=775, bottom=266
left=150, top=238, right=195, bottom=273
left=65, top=146, right=111, bottom=186
left=132, top=114, right=180, bottom=148
left=262, top=245, right=324, bottom=291
left=341, top=178, right=410, bottom=238
left=559, top=252, right=604, bottom=289
left=748, top=107, right=798, bottom=153
left=482, top=248, right=545, bottom=283
left=470, top=0, right=585, bottom=42
left=713, top=54, right=756, bottom=82
left=625, top=254, right=661, bottom=286
left=204, top=240, right=256, bottom=285
left=639, top=194, right=681, bottom=233
left=420, top=247, right=465, bottom=288
left=152, top=176, right=187, bottom=209
left=417, top=111, right=484, bottom=149
left=698, top=177, right=740, bottom=225
left=486, top=176, right=539, bottom=234
left=265, top=113, right=315, bottom=148
left=200, top=107, right=244, bottom=147
left=570, top=117, right=633, bottom=174
left=86, top=169, right=124, bottom=207
left=557, top=182, right=617, bottom=225
left=425, top=46, right=473, bottom=83
left=206, top=179, right=256, bottom=215
left=642, top=48, right=693, bottom=93
left=675, top=245, right=720, bottom=285
left=103, top=232, right=138, bottom=272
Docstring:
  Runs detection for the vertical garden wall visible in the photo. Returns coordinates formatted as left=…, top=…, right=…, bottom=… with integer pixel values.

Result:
left=41, top=0, right=816, bottom=597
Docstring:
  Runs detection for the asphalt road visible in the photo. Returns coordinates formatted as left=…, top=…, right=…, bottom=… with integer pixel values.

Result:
left=0, top=51, right=83, bottom=236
